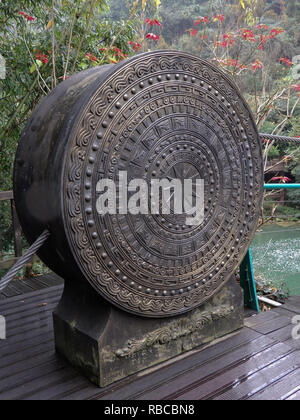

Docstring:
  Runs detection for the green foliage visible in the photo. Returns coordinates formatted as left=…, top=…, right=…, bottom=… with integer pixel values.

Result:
left=266, top=145, right=280, bottom=160
left=286, top=189, right=300, bottom=210
left=256, top=274, right=290, bottom=302
left=0, top=0, right=138, bottom=252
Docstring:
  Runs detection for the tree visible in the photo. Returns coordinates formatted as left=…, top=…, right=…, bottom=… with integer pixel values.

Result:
left=0, top=0, right=137, bottom=250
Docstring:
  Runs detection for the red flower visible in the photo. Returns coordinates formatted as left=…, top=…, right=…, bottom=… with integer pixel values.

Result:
left=217, top=33, right=235, bottom=47
left=35, top=51, right=49, bottom=64
left=111, top=46, right=128, bottom=59
left=242, top=29, right=255, bottom=42
left=270, top=28, right=284, bottom=38
left=19, top=11, right=35, bottom=21
left=256, top=24, right=270, bottom=31
left=292, top=84, right=300, bottom=92
left=252, top=59, right=264, bottom=71
left=258, top=34, right=271, bottom=50
left=189, top=29, right=198, bottom=38
left=216, top=58, right=247, bottom=70
left=213, top=14, right=225, bottom=23
left=270, top=176, right=292, bottom=184
left=86, top=53, right=98, bottom=63
left=129, top=41, right=142, bottom=52
left=226, top=59, right=239, bottom=67
left=146, top=33, right=160, bottom=41
left=279, top=57, right=293, bottom=67
left=145, top=18, right=162, bottom=26
left=194, top=16, right=209, bottom=25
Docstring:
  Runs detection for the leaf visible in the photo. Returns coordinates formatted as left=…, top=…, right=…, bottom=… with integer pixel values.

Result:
left=131, top=0, right=139, bottom=15
left=79, top=62, right=88, bottom=70
left=46, top=19, right=53, bottom=30
left=154, top=0, right=161, bottom=9
left=36, top=59, right=43, bottom=68
left=142, top=0, right=147, bottom=11
left=240, top=0, right=245, bottom=9
left=108, top=55, right=118, bottom=64
left=30, top=63, right=36, bottom=73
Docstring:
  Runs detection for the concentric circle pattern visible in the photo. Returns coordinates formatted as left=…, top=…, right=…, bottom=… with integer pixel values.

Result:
left=64, top=51, right=264, bottom=317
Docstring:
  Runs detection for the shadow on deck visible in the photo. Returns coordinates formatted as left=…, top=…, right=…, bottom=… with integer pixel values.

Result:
left=0, top=275, right=299, bottom=400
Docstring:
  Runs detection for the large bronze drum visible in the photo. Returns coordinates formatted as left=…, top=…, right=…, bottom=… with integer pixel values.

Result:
left=14, top=51, right=264, bottom=318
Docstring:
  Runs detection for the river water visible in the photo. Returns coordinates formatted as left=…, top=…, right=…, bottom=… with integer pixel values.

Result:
left=251, top=222, right=300, bottom=296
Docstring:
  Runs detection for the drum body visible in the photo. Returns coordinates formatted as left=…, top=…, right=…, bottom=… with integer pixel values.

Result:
left=14, top=51, right=264, bottom=318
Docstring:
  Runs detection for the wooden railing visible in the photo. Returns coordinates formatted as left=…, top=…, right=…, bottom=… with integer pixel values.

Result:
left=0, top=191, right=22, bottom=270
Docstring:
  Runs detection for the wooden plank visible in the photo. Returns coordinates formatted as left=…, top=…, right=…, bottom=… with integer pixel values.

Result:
left=247, top=368, right=300, bottom=400
left=6, top=299, right=57, bottom=323
left=0, top=351, right=57, bottom=381
left=0, top=282, right=298, bottom=400
left=273, top=306, right=298, bottom=317
left=0, top=279, right=29, bottom=297
left=267, top=324, right=295, bottom=343
left=287, top=296, right=300, bottom=305
left=34, top=273, right=64, bottom=288
left=102, top=334, right=276, bottom=401
left=0, top=331, right=54, bottom=359
left=4, top=295, right=59, bottom=322
left=1, top=319, right=53, bottom=347
left=0, top=340, right=54, bottom=369
left=214, top=351, right=300, bottom=400
left=246, top=315, right=292, bottom=335
left=5, top=369, right=81, bottom=401
left=6, top=317, right=54, bottom=342
left=6, top=281, right=35, bottom=295
left=286, top=390, right=300, bottom=400
left=283, top=337, right=300, bottom=350
left=0, top=191, right=13, bottom=201
left=62, top=384, right=101, bottom=401
left=24, top=375, right=90, bottom=400
left=1, top=277, right=48, bottom=297
left=0, top=278, right=63, bottom=301
left=0, top=361, right=72, bottom=400
left=0, top=289, right=61, bottom=316
left=1, top=296, right=58, bottom=321
left=273, top=301, right=300, bottom=317
left=171, top=343, right=293, bottom=400
left=278, top=302, right=300, bottom=315
left=0, top=273, right=63, bottom=300
left=43, top=272, right=64, bottom=285
left=0, top=291, right=58, bottom=316
left=0, top=330, right=54, bottom=357
left=1, top=272, right=58, bottom=297
left=6, top=305, right=57, bottom=335
left=244, top=310, right=280, bottom=328
left=20, top=277, right=42, bottom=290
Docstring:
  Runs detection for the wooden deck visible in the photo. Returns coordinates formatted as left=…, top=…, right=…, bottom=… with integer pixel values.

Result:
left=0, top=273, right=63, bottom=300
left=0, top=278, right=299, bottom=400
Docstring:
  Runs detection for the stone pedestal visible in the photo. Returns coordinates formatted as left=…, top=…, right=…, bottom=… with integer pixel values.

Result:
left=53, top=277, right=244, bottom=387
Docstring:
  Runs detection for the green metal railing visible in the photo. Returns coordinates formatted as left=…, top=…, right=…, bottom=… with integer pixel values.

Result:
left=264, top=184, right=300, bottom=190
left=241, top=182, right=300, bottom=313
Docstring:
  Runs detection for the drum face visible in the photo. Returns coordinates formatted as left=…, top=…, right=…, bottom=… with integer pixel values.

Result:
left=14, top=51, right=264, bottom=318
